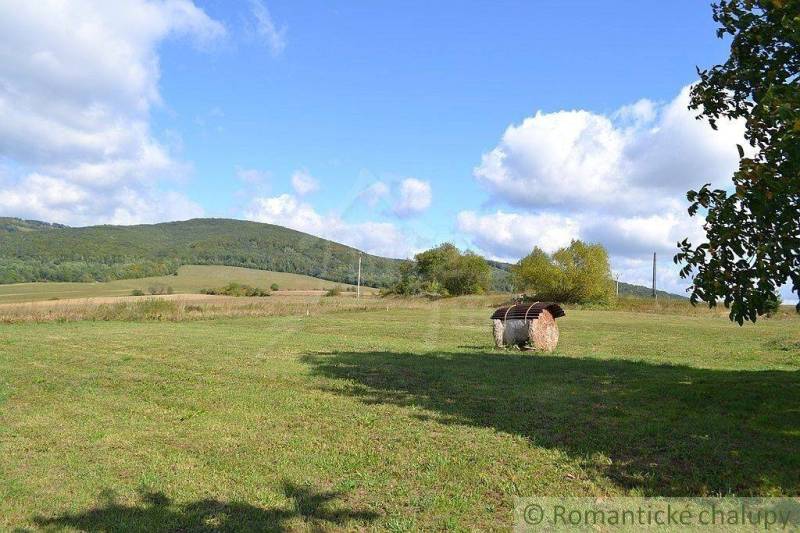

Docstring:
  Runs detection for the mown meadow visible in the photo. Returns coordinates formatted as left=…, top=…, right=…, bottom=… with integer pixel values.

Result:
left=1, top=298, right=798, bottom=530
left=0, top=265, right=361, bottom=305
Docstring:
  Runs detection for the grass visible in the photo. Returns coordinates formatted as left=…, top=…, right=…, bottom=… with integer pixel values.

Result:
left=0, top=303, right=798, bottom=530
left=0, top=265, right=362, bottom=304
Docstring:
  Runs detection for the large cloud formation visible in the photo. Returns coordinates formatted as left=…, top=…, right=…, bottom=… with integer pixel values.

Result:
left=460, top=86, right=745, bottom=292
left=0, top=0, right=225, bottom=225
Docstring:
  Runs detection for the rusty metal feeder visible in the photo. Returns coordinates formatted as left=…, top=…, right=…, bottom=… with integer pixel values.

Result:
left=490, top=302, right=565, bottom=352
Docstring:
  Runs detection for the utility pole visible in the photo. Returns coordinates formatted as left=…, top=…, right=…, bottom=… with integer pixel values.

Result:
left=652, top=252, right=656, bottom=299
left=614, top=272, right=620, bottom=296
left=357, top=254, right=362, bottom=299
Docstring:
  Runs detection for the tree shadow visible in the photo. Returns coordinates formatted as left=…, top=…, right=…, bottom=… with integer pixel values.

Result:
left=302, top=350, right=800, bottom=495
left=32, top=481, right=377, bottom=532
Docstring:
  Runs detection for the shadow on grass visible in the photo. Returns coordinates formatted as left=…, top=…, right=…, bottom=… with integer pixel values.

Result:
left=33, top=481, right=377, bottom=532
left=303, top=350, right=800, bottom=495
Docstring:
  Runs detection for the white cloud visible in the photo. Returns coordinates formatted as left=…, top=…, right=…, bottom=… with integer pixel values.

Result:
left=474, top=86, right=745, bottom=213
left=244, top=194, right=414, bottom=258
left=456, top=211, right=579, bottom=261
left=0, top=173, right=204, bottom=225
left=392, top=178, right=432, bottom=217
left=581, top=212, right=706, bottom=258
left=475, top=110, right=625, bottom=209
left=0, top=0, right=225, bottom=225
left=291, top=169, right=319, bottom=196
left=248, top=0, right=286, bottom=56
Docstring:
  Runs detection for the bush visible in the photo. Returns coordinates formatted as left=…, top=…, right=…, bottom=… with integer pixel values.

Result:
left=200, top=282, right=270, bottom=297
left=764, top=291, right=783, bottom=317
left=148, top=284, right=173, bottom=295
left=325, top=287, right=342, bottom=297
left=270, top=283, right=279, bottom=291
left=130, top=289, right=145, bottom=296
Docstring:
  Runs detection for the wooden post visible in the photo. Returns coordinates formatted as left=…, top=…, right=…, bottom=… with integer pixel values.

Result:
left=652, top=252, right=656, bottom=299
left=357, top=254, right=362, bottom=299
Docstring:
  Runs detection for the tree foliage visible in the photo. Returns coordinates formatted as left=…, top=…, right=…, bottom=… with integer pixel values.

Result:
left=512, top=241, right=614, bottom=304
left=675, top=0, right=799, bottom=323
left=390, top=243, right=492, bottom=296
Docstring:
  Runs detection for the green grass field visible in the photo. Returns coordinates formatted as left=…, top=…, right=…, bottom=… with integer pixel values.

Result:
left=0, top=265, right=357, bottom=304
left=1, top=304, right=799, bottom=530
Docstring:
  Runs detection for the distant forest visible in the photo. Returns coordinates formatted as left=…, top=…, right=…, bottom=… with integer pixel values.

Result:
left=0, top=218, right=407, bottom=287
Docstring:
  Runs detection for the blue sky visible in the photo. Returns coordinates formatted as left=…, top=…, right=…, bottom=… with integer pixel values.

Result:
left=1, top=0, right=778, bottom=297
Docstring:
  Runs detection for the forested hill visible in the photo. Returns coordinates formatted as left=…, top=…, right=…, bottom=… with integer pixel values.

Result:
left=0, top=218, right=404, bottom=287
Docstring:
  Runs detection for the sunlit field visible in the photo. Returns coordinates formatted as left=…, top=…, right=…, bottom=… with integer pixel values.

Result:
left=1, top=300, right=798, bottom=530
left=0, top=265, right=362, bottom=304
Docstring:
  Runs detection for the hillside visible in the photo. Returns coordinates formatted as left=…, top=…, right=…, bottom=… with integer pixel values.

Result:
left=618, top=281, right=687, bottom=300
left=0, top=218, right=403, bottom=288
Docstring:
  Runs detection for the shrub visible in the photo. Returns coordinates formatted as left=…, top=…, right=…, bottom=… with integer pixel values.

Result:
left=147, top=284, right=173, bottom=295
left=200, top=282, right=270, bottom=297
left=764, top=291, right=783, bottom=318
left=130, top=289, right=145, bottom=296
left=325, top=287, right=342, bottom=297
left=270, top=283, right=279, bottom=291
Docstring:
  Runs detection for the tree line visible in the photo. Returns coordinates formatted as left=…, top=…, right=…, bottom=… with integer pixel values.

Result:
left=387, top=240, right=615, bottom=304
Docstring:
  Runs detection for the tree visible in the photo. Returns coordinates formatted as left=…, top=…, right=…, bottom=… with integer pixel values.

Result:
left=414, top=243, right=460, bottom=283
left=440, top=252, right=492, bottom=296
left=512, top=241, right=614, bottom=304
left=387, top=243, right=491, bottom=296
left=675, top=0, right=799, bottom=323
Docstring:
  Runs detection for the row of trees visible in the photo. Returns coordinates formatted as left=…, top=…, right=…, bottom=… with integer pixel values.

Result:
left=0, top=258, right=179, bottom=284
left=388, top=240, right=614, bottom=303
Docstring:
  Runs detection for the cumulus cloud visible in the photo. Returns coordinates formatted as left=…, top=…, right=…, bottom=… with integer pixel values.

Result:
left=456, top=211, right=579, bottom=261
left=290, top=169, right=319, bottom=196
left=474, top=86, right=745, bottom=213
left=0, top=0, right=225, bottom=225
left=248, top=0, right=286, bottom=56
left=462, top=85, right=747, bottom=294
left=244, top=193, right=414, bottom=258
left=392, top=178, right=432, bottom=217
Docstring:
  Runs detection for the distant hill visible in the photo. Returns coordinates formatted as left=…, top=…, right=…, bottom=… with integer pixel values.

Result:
left=0, top=218, right=404, bottom=287
left=0, top=217, right=67, bottom=233
left=617, top=281, right=687, bottom=300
